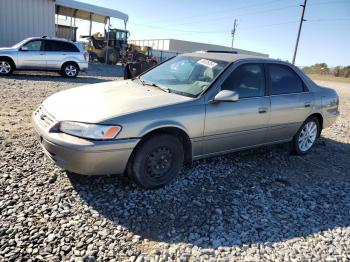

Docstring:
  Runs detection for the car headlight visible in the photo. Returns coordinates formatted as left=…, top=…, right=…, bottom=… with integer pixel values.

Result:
left=59, top=121, right=122, bottom=140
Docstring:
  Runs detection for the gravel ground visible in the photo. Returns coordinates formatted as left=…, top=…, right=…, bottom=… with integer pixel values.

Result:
left=1, top=68, right=350, bottom=261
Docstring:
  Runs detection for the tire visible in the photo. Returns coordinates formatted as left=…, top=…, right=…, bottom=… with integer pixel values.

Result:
left=290, top=116, right=320, bottom=155
left=128, top=134, right=184, bottom=189
left=61, top=62, right=79, bottom=78
left=133, top=52, right=146, bottom=62
left=0, top=58, right=14, bottom=76
left=102, top=48, right=119, bottom=65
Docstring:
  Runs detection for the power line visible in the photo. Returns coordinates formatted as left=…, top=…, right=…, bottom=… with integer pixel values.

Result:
left=130, top=18, right=349, bottom=37
left=308, top=18, right=350, bottom=22
left=128, top=4, right=300, bottom=30
left=240, top=21, right=298, bottom=29
left=141, top=0, right=284, bottom=25
left=129, top=0, right=349, bottom=30
left=158, top=4, right=299, bottom=27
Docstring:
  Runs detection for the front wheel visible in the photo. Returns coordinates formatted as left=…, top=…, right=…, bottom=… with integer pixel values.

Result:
left=127, top=134, right=184, bottom=189
left=291, top=116, right=320, bottom=155
left=0, top=60, right=14, bottom=76
left=61, top=63, right=79, bottom=78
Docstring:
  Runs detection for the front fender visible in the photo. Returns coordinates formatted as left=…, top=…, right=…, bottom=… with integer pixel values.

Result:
left=137, top=120, right=189, bottom=138
left=0, top=52, right=18, bottom=67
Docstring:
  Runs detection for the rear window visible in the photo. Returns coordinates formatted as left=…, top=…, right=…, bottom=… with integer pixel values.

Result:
left=268, top=64, right=304, bottom=95
left=44, top=40, right=79, bottom=52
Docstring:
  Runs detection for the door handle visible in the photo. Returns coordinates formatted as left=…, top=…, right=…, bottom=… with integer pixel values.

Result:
left=39, top=53, right=45, bottom=55
left=258, top=107, right=268, bottom=114
left=304, top=102, right=311, bottom=108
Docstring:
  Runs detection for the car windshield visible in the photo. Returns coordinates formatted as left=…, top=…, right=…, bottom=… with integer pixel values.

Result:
left=139, top=56, right=228, bottom=97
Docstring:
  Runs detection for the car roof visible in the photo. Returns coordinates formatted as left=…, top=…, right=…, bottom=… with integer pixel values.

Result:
left=25, top=37, right=74, bottom=43
left=182, top=51, right=274, bottom=63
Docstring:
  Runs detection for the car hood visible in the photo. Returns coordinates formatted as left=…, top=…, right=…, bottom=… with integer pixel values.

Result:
left=0, top=47, right=16, bottom=52
left=43, top=80, right=192, bottom=123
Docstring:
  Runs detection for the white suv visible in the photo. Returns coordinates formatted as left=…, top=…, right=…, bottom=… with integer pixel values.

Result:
left=0, top=37, right=88, bottom=77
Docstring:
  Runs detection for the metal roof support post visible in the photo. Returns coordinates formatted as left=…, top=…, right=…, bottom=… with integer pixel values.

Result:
left=55, top=6, right=60, bottom=36
left=105, top=16, right=110, bottom=64
left=123, top=20, right=127, bottom=61
left=69, top=11, right=73, bottom=40
left=89, top=13, right=93, bottom=36
left=72, top=9, right=77, bottom=41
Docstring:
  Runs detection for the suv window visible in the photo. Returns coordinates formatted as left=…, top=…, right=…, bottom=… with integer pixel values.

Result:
left=268, top=64, right=304, bottom=95
left=221, top=63, right=265, bottom=98
left=44, top=40, right=79, bottom=52
left=23, top=40, right=42, bottom=51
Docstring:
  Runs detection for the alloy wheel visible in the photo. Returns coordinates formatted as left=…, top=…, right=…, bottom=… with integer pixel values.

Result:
left=0, top=61, right=11, bottom=74
left=65, top=65, right=77, bottom=77
left=298, top=121, right=318, bottom=152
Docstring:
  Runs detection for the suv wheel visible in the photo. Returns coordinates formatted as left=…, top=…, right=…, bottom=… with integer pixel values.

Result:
left=291, top=116, right=320, bottom=155
left=0, top=59, right=14, bottom=76
left=61, top=63, right=79, bottom=78
left=128, top=134, right=184, bottom=189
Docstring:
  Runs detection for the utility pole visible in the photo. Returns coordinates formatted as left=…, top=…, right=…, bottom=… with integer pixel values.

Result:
left=231, top=19, right=238, bottom=50
left=292, top=0, right=307, bottom=64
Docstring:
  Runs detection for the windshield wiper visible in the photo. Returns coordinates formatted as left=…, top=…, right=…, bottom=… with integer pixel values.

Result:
left=169, top=89, right=196, bottom=98
left=138, top=78, right=195, bottom=97
left=140, top=79, right=170, bottom=93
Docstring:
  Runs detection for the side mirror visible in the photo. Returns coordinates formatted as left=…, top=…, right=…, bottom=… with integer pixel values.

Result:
left=210, top=90, right=239, bottom=103
left=21, top=46, right=29, bottom=51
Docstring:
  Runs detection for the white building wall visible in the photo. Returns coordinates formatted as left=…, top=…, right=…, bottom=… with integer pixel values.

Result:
left=169, top=39, right=268, bottom=57
left=129, top=39, right=170, bottom=51
left=129, top=39, right=268, bottom=58
left=0, top=0, right=55, bottom=47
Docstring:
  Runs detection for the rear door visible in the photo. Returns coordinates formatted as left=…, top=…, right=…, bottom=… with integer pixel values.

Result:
left=17, top=40, right=46, bottom=69
left=203, top=62, right=270, bottom=155
left=266, top=63, right=313, bottom=142
left=44, top=40, right=80, bottom=70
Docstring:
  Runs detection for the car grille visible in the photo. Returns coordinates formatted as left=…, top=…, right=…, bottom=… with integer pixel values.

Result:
left=34, top=106, right=55, bottom=129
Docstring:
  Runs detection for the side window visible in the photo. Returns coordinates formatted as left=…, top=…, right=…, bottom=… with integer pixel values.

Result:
left=44, top=41, right=79, bottom=52
left=23, top=40, right=42, bottom=51
left=64, top=42, right=79, bottom=52
left=221, top=63, right=265, bottom=98
left=268, top=64, right=304, bottom=95
left=44, top=40, right=60, bottom=51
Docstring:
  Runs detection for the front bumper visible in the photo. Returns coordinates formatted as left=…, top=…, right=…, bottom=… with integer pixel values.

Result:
left=32, top=109, right=140, bottom=175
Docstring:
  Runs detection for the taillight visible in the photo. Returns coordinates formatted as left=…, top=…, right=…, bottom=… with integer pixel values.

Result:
left=83, top=52, right=87, bottom=61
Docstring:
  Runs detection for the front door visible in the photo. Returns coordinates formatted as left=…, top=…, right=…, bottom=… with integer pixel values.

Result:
left=17, top=40, right=46, bottom=69
left=203, top=63, right=270, bottom=155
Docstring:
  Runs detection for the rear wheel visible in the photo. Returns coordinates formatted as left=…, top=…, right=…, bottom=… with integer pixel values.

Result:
left=127, top=134, right=184, bottom=189
left=133, top=52, right=146, bottom=62
left=291, top=116, right=320, bottom=155
left=61, top=62, right=79, bottom=78
left=102, top=48, right=119, bottom=65
left=0, top=59, right=14, bottom=76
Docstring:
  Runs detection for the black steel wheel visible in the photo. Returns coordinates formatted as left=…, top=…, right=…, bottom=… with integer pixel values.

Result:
left=127, top=134, right=184, bottom=189
left=102, top=48, right=119, bottom=64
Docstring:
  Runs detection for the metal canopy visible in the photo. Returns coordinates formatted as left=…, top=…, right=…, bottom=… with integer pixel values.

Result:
left=55, top=0, right=129, bottom=23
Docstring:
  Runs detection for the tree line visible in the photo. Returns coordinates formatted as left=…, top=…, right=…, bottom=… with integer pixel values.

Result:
left=303, top=63, right=350, bottom=78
